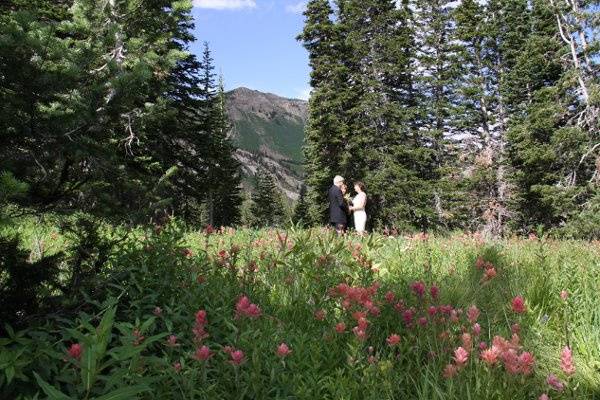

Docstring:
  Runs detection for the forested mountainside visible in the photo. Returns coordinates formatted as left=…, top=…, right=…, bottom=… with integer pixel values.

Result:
left=225, top=87, right=307, bottom=199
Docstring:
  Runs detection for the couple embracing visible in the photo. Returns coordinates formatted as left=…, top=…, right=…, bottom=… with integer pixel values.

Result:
left=328, top=175, right=368, bottom=235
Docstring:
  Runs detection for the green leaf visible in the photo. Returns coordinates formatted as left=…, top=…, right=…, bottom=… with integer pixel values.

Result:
left=93, top=385, right=150, bottom=400
left=33, top=372, right=74, bottom=400
left=5, top=366, right=15, bottom=384
left=81, top=343, right=98, bottom=392
left=96, top=306, right=117, bottom=357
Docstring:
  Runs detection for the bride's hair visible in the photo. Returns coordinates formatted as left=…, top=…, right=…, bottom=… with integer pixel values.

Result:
left=354, top=181, right=366, bottom=192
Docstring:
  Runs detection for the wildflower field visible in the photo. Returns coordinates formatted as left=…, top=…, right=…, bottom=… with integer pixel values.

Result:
left=1, top=224, right=600, bottom=399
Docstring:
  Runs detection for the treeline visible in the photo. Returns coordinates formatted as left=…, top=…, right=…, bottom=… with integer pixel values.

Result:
left=0, top=0, right=241, bottom=227
left=299, top=0, right=599, bottom=237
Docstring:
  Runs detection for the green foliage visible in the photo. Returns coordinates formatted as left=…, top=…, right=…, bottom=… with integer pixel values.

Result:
left=0, top=1, right=242, bottom=226
left=1, top=223, right=600, bottom=398
left=299, top=0, right=599, bottom=238
left=249, top=169, right=285, bottom=227
left=292, top=185, right=310, bottom=227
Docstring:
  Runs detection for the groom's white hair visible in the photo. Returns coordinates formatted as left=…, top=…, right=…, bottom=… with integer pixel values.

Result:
left=333, top=175, right=345, bottom=184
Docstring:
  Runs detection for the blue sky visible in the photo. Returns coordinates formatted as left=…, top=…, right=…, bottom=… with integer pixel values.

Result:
left=190, top=0, right=311, bottom=100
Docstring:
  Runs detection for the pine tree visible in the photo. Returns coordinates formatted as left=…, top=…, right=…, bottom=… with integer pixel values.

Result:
left=292, top=185, right=310, bottom=227
left=0, top=0, right=193, bottom=222
left=298, top=0, right=350, bottom=225
left=506, top=0, right=598, bottom=235
left=250, top=169, right=285, bottom=227
left=210, top=76, right=243, bottom=227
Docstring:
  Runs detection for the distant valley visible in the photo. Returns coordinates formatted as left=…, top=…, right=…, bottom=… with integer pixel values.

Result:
left=225, top=87, right=307, bottom=199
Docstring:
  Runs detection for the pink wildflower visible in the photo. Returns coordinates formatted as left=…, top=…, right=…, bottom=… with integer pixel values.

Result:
left=480, top=346, right=500, bottom=366
left=547, top=374, right=565, bottom=392
left=314, top=309, right=326, bottom=321
left=443, top=363, right=458, bottom=379
left=335, top=322, right=346, bottom=333
left=430, top=284, right=440, bottom=300
left=173, top=362, right=182, bottom=372
left=352, top=326, right=368, bottom=341
left=166, top=335, right=179, bottom=347
left=519, top=351, right=535, bottom=375
left=276, top=343, right=292, bottom=358
left=560, top=346, right=575, bottom=376
left=461, top=333, right=472, bottom=350
left=229, top=349, right=245, bottom=365
left=386, top=334, right=401, bottom=346
left=539, top=394, right=550, bottom=400
left=511, top=296, right=527, bottom=314
left=467, top=305, right=480, bottom=324
left=67, top=343, right=82, bottom=360
left=194, top=345, right=213, bottom=361
left=453, top=347, right=469, bottom=367
left=195, top=310, right=208, bottom=325
left=560, top=290, right=568, bottom=301
left=402, top=308, right=415, bottom=326
left=410, top=281, right=426, bottom=298
left=484, top=267, right=497, bottom=281
left=235, top=296, right=261, bottom=319
left=153, top=307, right=163, bottom=317
left=384, top=291, right=395, bottom=304
left=472, top=323, right=482, bottom=336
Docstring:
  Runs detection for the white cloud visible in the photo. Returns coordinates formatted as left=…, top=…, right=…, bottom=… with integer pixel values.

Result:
left=193, top=0, right=256, bottom=10
left=285, top=1, right=306, bottom=14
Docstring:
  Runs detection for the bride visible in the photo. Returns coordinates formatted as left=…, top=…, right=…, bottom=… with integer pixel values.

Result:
left=349, top=181, right=367, bottom=234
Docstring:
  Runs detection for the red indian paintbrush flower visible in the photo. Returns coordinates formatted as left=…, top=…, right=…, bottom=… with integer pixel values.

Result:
left=194, top=345, right=213, bottom=361
left=195, top=310, right=208, bottom=325
left=560, top=346, right=575, bottom=376
left=229, top=349, right=245, bottom=365
left=453, top=347, right=469, bottom=367
left=386, top=334, right=401, bottom=346
left=410, top=281, right=426, bottom=298
left=166, top=335, right=179, bottom=347
left=472, top=323, right=482, bottom=336
left=511, top=296, right=527, bottom=314
left=430, top=284, right=440, bottom=300
left=384, top=291, right=395, bottom=304
left=314, top=309, right=326, bottom=321
left=67, top=343, right=82, bottom=360
left=235, top=296, right=262, bottom=319
left=547, top=374, right=565, bottom=392
left=519, top=351, right=535, bottom=375
left=335, top=322, right=346, bottom=333
left=276, top=343, right=292, bottom=357
left=467, top=305, right=480, bottom=323
left=443, top=363, right=458, bottom=379
left=480, top=346, right=500, bottom=366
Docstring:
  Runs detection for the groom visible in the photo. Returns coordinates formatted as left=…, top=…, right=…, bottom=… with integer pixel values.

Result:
left=328, top=175, right=349, bottom=234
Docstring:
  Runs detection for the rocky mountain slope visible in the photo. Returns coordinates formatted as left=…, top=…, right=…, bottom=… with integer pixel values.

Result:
left=225, top=87, right=307, bottom=199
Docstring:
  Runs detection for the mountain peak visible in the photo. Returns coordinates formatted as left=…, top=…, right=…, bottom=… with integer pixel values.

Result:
left=225, top=88, right=308, bottom=199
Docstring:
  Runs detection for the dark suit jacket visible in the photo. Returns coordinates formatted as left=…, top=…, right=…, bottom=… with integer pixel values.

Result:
left=328, top=185, right=348, bottom=225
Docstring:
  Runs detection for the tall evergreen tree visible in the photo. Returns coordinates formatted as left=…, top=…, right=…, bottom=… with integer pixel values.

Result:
left=298, top=0, right=351, bottom=225
left=209, top=76, right=243, bottom=227
left=250, top=169, right=285, bottom=227
left=506, top=0, right=598, bottom=235
left=292, top=185, right=310, bottom=227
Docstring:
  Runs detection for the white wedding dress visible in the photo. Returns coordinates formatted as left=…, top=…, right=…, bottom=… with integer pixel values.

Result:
left=352, top=192, right=367, bottom=233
